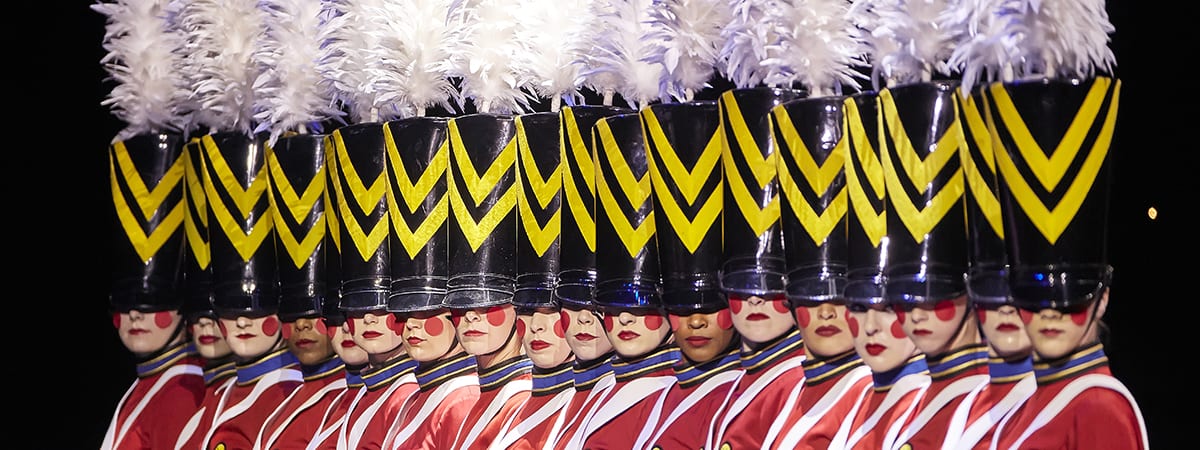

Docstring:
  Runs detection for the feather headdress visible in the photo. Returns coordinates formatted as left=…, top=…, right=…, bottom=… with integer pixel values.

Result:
left=719, top=0, right=776, bottom=89
left=321, top=0, right=388, bottom=123
left=252, top=0, right=341, bottom=145
left=644, top=0, right=731, bottom=102
left=94, top=0, right=190, bottom=142
left=366, top=0, right=458, bottom=118
left=998, top=0, right=1116, bottom=81
left=515, top=0, right=589, bottom=110
left=446, top=0, right=530, bottom=114
left=175, top=0, right=265, bottom=135
left=582, top=0, right=666, bottom=109
left=761, top=0, right=867, bottom=97
left=944, top=0, right=1010, bottom=94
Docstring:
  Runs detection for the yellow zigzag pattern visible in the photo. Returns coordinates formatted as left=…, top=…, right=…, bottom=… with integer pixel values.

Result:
left=843, top=97, right=887, bottom=245
left=642, top=108, right=722, bottom=254
left=516, top=116, right=562, bottom=257
left=957, top=88, right=1004, bottom=238
left=183, top=139, right=210, bottom=268
left=202, top=135, right=274, bottom=262
left=880, top=88, right=965, bottom=244
left=773, top=106, right=848, bottom=246
left=560, top=108, right=597, bottom=251
left=447, top=119, right=517, bottom=252
left=110, top=140, right=185, bottom=263
left=594, top=118, right=655, bottom=259
left=267, top=149, right=326, bottom=269
left=990, top=77, right=1119, bottom=244
left=721, top=91, right=781, bottom=237
left=385, top=127, right=448, bottom=259
left=323, top=135, right=341, bottom=253
left=330, top=129, right=389, bottom=262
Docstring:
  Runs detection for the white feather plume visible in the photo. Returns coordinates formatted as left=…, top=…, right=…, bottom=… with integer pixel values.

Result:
left=253, top=0, right=341, bottom=145
left=850, top=0, right=956, bottom=88
left=999, top=0, right=1115, bottom=81
left=321, top=0, right=388, bottom=123
left=445, top=0, right=530, bottom=114
left=720, top=0, right=779, bottom=89
left=515, top=0, right=589, bottom=110
left=583, top=0, right=666, bottom=109
left=644, top=0, right=731, bottom=102
left=761, top=0, right=867, bottom=97
left=175, top=0, right=265, bottom=135
left=367, top=0, right=458, bottom=118
left=93, top=0, right=190, bottom=142
left=944, top=0, right=1011, bottom=94
left=572, top=0, right=623, bottom=102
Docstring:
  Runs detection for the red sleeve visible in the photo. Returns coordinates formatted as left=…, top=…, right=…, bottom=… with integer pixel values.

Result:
left=146, top=375, right=206, bottom=449
left=1067, top=388, right=1146, bottom=450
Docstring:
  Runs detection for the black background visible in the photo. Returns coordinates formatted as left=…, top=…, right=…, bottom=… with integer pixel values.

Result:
left=22, top=1, right=1183, bottom=448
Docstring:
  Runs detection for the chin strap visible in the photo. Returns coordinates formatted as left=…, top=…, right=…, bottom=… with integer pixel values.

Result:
left=479, top=320, right=521, bottom=359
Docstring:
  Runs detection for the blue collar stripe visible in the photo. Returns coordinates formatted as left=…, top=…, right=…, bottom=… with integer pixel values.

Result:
left=237, top=349, right=300, bottom=384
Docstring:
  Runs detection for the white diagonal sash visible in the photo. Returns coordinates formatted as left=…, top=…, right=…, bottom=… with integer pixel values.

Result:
left=709, top=356, right=807, bottom=449
left=890, top=373, right=989, bottom=449
left=456, top=378, right=533, bottom=450
left=771, top=365, right=873, bottom=450
left=840, top=373, right=930, bottom=450
left=943, top=375, right=1034, bottom=450
left=1005, top=374, right=1148, bottom=450
left=202, top=368, right=304, bottom=450
left=492, top=389, right=574, bottom=450
left=102, top=364, right=203, bottom=450
left=389, top=374, right=480, bottom=449
left=642, top=370, right=741, bottom=450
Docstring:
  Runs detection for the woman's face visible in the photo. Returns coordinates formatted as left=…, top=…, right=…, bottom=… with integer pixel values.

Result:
left=452, top=305, right=518, bottom=356
left=519, top=308, right=574, bottom=368
left=848, top=304, right=919, bottom=373
left=284, top=317, right=335, bottom=366
left=116, top=309, right=182, bottom=356
left=331, top=321, right=369, bottom=367
left=401, top=309, right=460, bottom=363
left=897, top=295, right=970, bottom=356
left=348, top=310, right=405, bottom=356
left=602, top=309, right=671, bottom=359
left=190, top=316, right=232, bottom=360
left=794, top=301, right=854, bottom=359
left=563, top=306, right=613, bottom=362
left=729, top=294, right=796, bottom=346
left=977, top=305, right=1031, bottom=359
left=669, top=309, right=736, bottom=364
left=218, top=314, right=283, bottom=359
left=1020, top=292, right=1106, bottom=361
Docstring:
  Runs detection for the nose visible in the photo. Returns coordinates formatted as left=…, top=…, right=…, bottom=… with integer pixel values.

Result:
left=997, top=305, right=1018, bottom=316
left=687, top=314, right=707, bottom=329
left=747, top=295, right=765, bottom=306
left=236, top=316, right=252, bottom=328
left=618, top=311, right=636, bottom=326
left=908, top=306, right=928, bottom=323
left=816, top=304, right=837, bottom=320
left=363, top=313, right=380, bottom=324
left=464, top=310, right=482, bottom=322
left=405, top=317, right=421, bottom=330
left=863, top=309, right=883, bottom=335
left=579, top=311, right=595, bottom=324
left=1038, top=308, right=1063, bottom=320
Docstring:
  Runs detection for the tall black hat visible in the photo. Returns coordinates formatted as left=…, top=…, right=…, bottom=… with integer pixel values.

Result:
left=989, top=76, right=1120, bottom=310
left=109, top=132, right=187, bottom=312
left=329, top=123, right=391, bottom=313
left=880, top=81, right=969, bottom=305
left=554, top=105, right=632, bottom=309
left=641, top=101, right=724, bottom=313
left=958, top=86, right=1010, bottom=306
left=181, top=137, right=215, bottom=322
left=513, top=112, right=563, bottom=310
left=384, top=117, right=451, bottom=313
left=718, top=88, right=805, bottom=304
left=443, top=114, right=518, bottom=309
left=773, top=95, right=850, bottom=303
left=843, top=92, right=888, bottom=306
left=322, top=136, right=347, bottom=326
left=202, top=131, right=280, bottom=317
left=593, top=113, right=663, bottom=310
left=268, top=134, right=330, bottom=323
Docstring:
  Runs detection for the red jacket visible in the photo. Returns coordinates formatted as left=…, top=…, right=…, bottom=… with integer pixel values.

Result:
left=102, top=342, right=206, bottom=450
left=645, top=348, right=742, bottom=450
left=580, top=345, right=681, bottom=450
left=254, top=356, right=348, bottom=449
left=708, top=329, right=807, bottom=450
left=449, top=356, right=534, bottom=450
left=389, top=352, right=481, bottom=450
left=174, top=358, right=237, bottom=450
left=204, top=348, right=305, bottom=450
left=550, top=355, right=616, bottom=450
left=492, top=362, right=575, bottom=450
left=768, top=351, right=873, bottom=450
left=892, top=343, right=991, bottom=449
left=339, top=355, right=419, bottom=450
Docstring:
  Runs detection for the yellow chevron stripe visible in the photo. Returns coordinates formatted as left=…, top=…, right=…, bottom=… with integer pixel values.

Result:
left=642, top=107, right=723, bottom=205
left=384, top=129, right=449, bottom=260
left=843, top=97, right=886, bottom=245
left=449, top=120, right=517, bottom=205
left=202, top=136, right=275, bottom=261
left=447, top=120, right=518, bottom=252
left=880, top=89, right=964, bottom=196
left=183, top=140, right=210, bottom=268
left=561, top=108, right=596, bottom=251
left=328, top=130, right=389, bottom=262
left=774, top=106, right=848, bottom=246
left=594, top=118, right=655, bottom=259
left=990, top=78, right=1110, bottom=192
left=516, top=117, right=562, bottom=257
left=109, top=145, right=185, bottom=263
left=385, top=127, right=448, bottom=214
left=991, top=78, right=1119, bottom=244
left=720, top=90, right=777, bottom=188
left=267, top=150, right=326, bottom=269
left=324, top=135, right=341, bottom=252
left=957, top=88, right=1004, bottom=238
